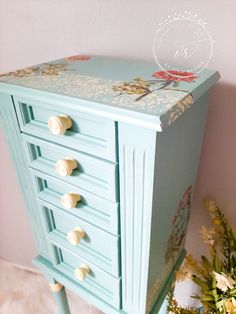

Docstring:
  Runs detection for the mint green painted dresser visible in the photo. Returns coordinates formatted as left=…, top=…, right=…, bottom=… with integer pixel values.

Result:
left=0, top=55, right=219, bottom=314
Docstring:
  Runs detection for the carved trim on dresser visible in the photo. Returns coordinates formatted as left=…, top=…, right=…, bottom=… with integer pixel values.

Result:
left=118, top=122, right=157, bottom=314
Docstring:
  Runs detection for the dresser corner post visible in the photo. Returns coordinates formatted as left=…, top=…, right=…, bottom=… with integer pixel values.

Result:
left=0, top=91, right=50, bottom=259
left=117, top=122, right=157, bottom=314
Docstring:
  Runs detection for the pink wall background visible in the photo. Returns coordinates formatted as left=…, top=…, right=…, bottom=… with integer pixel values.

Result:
left=0, top=0, right=235, bottom=305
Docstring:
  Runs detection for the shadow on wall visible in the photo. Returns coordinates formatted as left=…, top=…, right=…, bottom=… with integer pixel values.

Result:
left=186, top=82, right=236, bottom=257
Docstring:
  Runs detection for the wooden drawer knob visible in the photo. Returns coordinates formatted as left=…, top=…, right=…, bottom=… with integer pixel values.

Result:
left=74, top=264, right=90, bottom=281
left=67, top=227, right=85, bottom=245
left=48, top=115, right=72, bottom=135
left=55, top=158, right=78, bottom=176
left=61, top=192, right=81, bottom=209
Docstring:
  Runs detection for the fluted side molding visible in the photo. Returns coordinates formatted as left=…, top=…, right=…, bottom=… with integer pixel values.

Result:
left=118, top=123, right=157, bottom=314
left=0, top=93, right=49, bottom=259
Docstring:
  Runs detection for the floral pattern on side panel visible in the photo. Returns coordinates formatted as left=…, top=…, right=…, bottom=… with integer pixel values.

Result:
left=146, top=186, right=192, bottom=314
left=165, top=186, right=192, bottom=265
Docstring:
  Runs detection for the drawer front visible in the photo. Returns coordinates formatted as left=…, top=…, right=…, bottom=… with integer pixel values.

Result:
left=14, top=96, right=117, bottom=161
left=30, top=169, right=119, bottom=235
left=50, top=244, right=121, bottom=308
left=41, top=203, right=120, bottom=276
left=22, top=134, right=118, bottom=202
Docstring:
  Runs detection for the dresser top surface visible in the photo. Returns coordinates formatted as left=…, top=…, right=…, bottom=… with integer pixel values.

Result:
left=0, top=55, right=220, bottom=131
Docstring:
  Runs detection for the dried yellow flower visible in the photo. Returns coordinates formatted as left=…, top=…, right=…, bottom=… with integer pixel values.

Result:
left=175, top=267, right=193, bottom=281
left=200, top=226, right=215, bottom=245
left=212, top=218, right=221, bottom=225
left=175, top=254, right=199, bottom=281
left=185, top=254, right=199, bottom=270
left=202, top=197, right=217, bottom=213
left=225, top=298, right=236, bottom=314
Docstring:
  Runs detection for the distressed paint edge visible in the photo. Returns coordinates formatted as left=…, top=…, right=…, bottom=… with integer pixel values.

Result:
left=159, top=93, right=193, bottom=130
left=0, top=69, right=220, bottom=133
left=160, top=71, right=220, bottom=130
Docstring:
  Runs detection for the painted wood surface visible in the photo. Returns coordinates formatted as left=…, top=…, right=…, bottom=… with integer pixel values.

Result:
left=0, top=55, right=219, bottom=314
left=50, top=244, right=121, bottom=308
left=0, top=56, right=220, bottom=131
left=43, top=274, right=70, bottom=314
left=146, top=93, right=210, bottom=313
left=14, top=95, right=117, bottom=161
left=30, top=168, right=119, bottom=235
left=34, top=255, right=126, bottom=314
left=0, top=93, right=50, bottom=260
left=151, top=250, right=186, bottom=314
left=40, top=202, right=120, bottom=276
left=21, top=133, right=118, bottom=202
left=118, top=123, right=157, bottom=314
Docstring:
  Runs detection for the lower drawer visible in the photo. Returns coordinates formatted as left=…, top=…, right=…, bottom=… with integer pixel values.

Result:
left=41, top=203, right=120, bottom=276
left=50, top=244, right=121, bottom=309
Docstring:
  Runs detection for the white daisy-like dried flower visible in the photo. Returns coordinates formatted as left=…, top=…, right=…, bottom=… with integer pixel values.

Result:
left=213, top=272, right=235, bottom=293
left=200, top=226, right=215, bottom=245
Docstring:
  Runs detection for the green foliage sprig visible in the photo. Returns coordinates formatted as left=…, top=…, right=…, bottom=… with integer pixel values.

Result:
left=168, top=198, right=236, bottom=314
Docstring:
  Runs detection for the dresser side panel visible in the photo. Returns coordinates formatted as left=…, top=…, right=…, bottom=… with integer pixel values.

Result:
left=0, top=92, right=50, bottom=260
left=118, top=123, right=157, bottom=314
left=146, top=92, right=210, bottom=313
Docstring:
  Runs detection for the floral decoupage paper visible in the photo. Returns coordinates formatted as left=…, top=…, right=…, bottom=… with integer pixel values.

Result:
left=0, top=55, right=200, bottom=129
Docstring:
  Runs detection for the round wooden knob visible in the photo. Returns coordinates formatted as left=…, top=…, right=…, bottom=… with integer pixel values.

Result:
left=55, top=158, right=78, bottom=176
left=48, top=115, right=72, bottom=135
left=61, top=192, right=81, bottom=209
left=67, top=227, right=85, bottom=245
left=74, top=264, right=90, bottom=281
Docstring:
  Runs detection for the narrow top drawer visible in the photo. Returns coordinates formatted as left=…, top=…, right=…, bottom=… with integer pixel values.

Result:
left=13, top=96, right=117, bottom=161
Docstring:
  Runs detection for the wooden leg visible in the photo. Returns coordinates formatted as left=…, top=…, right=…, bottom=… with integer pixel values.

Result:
left=49, top=280, right=70, bottom=314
